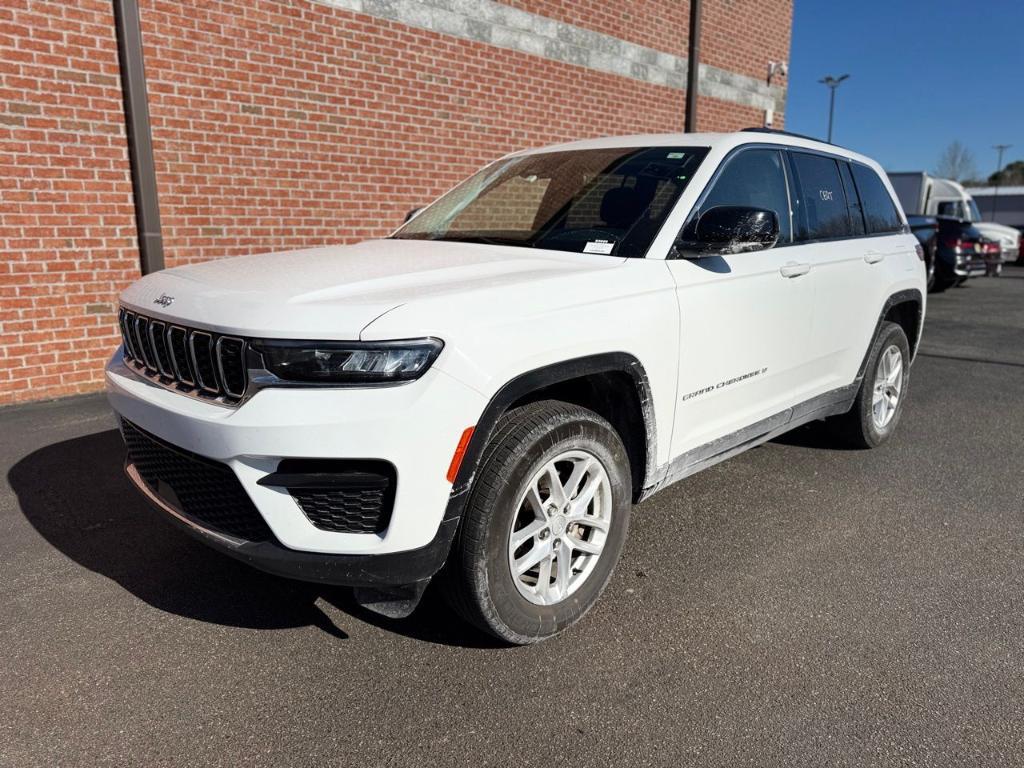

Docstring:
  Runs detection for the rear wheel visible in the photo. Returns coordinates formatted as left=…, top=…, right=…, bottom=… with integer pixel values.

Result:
left=828, top=321, right=910, bottom=448
left=443, top=400, right=632, bottom=644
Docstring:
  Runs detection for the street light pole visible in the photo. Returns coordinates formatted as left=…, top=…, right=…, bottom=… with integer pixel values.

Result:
left=991, top=143, right=1011, bottom=221
left=818, top=74, right=849, bottom=143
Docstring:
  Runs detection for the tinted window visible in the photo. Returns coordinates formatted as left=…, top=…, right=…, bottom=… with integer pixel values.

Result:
left=789, top=152, right=851, bottom=240
left=693, top=148, right=792, bottom=243
left=838, top=162, right=865, bottom=235
left=851, top=163, right=904, bottom=233
left=936, top=201, right=963, bottom=218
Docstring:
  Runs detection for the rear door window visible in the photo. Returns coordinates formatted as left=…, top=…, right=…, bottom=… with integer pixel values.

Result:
left=788, top=152, right=852, bottom=241
left=851, top=164, right=904, bottom=233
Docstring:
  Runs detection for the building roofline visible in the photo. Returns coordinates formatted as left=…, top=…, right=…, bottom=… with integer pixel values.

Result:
left=965, top=186, right=1024, bottom=196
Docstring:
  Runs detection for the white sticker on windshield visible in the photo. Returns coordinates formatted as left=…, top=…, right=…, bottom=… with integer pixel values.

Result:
left=583, top=240, right=615, bottom=255
left=666, top=152, right=686, bottom=159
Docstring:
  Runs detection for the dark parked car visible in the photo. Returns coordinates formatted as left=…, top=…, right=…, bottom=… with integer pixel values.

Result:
left=931, top=216, right=988, bottom=291
left=907, top=215, right=938, bottom=291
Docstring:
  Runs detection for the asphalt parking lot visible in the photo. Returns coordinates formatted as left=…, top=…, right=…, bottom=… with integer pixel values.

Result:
left=2, top=269, right=1023, bottom=767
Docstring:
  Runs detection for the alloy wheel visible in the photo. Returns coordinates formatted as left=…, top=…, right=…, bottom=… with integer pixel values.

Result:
left=507, top=450, right=612, bottom=606
left=871, top=344, right=904, bottom=428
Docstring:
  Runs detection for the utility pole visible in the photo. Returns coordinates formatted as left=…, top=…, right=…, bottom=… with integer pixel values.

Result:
left=991, top=143, right=1011, bottom=221
left=684, top=0, right=702, bottom=133
left=818, top=74, right=849, bottom=143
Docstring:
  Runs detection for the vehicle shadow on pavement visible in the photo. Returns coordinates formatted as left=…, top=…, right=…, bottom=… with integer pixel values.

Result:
left=769, top=422, right=860, bottom=451
left=7, top=429, right=497, bottom=648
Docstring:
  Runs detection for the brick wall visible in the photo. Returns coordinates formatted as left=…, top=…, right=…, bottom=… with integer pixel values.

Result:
left=0, top=1, right=138, bottom=405
left=703, top=0, right=793, bottom=83
left=503, top=1, right=689, bottom=55
left=0, top=0, right=791, bottom=405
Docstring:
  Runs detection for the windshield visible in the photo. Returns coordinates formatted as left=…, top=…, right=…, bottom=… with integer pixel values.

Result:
left=967, top=198, right=982, bottom=222
left=392, top=147, right=708, bottom=258
left=937, top=200, right=967, bottom=219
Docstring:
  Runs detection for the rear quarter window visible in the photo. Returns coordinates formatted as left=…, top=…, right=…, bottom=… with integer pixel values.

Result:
left=851, top=164, right=904, bottom=234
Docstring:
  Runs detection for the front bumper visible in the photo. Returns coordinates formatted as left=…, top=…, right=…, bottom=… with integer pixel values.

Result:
left=126, top=459, right=460, bottom=587
left=106, top=348, right=486, bottom=584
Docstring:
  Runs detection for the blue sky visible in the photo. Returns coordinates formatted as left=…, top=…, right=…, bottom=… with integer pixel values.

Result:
left=785, top=0, right=1024, bottom=177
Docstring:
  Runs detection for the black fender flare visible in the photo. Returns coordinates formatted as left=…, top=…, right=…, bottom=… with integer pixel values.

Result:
left=857, top=289, right=924, bottom=379
left=443, top=352, right=658, bottom=519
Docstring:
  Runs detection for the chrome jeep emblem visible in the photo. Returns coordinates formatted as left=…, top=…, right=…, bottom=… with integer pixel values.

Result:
left=153, top=294, right=174, bottom=308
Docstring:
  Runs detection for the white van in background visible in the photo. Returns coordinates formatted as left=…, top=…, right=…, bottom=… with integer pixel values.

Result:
left=888, top=171, right=1020, bottom=265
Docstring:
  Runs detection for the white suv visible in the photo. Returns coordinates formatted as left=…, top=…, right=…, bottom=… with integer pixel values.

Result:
left=107, top=130, right=926, bottom=643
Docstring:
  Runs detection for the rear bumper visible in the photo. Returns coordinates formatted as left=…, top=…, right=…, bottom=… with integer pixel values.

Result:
left=954, top=258, right=987, bottom=277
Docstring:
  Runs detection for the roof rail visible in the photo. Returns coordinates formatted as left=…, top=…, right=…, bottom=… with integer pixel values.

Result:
left=740, top=127, right=833, bottom=145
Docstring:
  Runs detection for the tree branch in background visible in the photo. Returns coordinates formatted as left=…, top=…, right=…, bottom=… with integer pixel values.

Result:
left=935, top=140, right=977, bottom=182
left=988, top=160, right=1024, bottom=186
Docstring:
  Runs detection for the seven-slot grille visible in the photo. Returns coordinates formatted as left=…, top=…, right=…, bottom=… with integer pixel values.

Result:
left=118, top=308, right=248, bottom=404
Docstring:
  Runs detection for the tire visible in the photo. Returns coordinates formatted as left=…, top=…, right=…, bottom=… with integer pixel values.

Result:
left=931, top=262, right=953, bottom=293
left=828, top=321, right=911, bottom=449
left=443, top=400, right=632, bottom=644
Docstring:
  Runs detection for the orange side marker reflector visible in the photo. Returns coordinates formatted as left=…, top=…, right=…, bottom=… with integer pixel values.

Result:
left=446, top=426, right=475, bottom=484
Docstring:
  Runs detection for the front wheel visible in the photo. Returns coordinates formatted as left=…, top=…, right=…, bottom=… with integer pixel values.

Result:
left=443, top=400, right=632, bottom=644
left=828, top=321, right=911, bottom=448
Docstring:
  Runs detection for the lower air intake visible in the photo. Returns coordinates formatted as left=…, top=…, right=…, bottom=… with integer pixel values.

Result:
left=121, top=420, right=276, bottom=543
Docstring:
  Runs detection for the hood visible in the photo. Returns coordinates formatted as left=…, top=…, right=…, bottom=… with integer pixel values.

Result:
left=119, top=239, right=624, bottom=339
left=972, top=221, right=1021, bottom=246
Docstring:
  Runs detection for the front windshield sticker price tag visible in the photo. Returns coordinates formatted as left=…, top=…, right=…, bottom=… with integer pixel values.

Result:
left=583, top=240, right=615, bottom=254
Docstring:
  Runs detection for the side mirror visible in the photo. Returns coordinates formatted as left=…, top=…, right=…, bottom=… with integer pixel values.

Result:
left=676, top=205, right=779, bottom=257
left=403, top=207, right=423, bottom=223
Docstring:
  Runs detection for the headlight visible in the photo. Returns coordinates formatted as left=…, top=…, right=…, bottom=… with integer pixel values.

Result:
left=253, top=338, right=443, bottom=384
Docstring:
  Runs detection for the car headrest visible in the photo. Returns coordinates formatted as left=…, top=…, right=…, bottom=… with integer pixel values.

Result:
left=600, top=186, right=645, bottom=229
